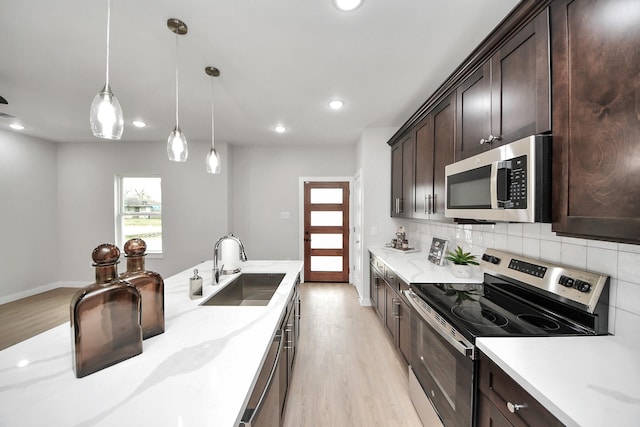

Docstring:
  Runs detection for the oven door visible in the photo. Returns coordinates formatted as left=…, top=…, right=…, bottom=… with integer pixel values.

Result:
left=406, top=291, right=475, bottom=427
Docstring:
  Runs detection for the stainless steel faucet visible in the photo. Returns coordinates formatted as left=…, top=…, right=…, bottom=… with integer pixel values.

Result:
left=213, top=233, right=248, bottom=284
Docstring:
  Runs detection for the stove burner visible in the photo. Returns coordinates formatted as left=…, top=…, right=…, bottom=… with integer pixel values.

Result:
left=451, top=305, right=508, bottom=328
left=517, top=314, right=560, bottom=331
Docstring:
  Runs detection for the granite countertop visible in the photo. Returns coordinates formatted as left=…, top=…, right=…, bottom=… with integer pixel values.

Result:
left=368, top=246, right=484, bottom=284
left=477, top=335, right=640, bottom=427
left=0, top=260, right=303, bottom=427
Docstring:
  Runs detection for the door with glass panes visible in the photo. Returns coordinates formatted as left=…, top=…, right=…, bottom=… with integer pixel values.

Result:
left=303, top=181, right=350, bottom=282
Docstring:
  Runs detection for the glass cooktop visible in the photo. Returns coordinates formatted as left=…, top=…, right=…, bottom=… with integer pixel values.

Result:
left=411, top=280, right=593, bottom=342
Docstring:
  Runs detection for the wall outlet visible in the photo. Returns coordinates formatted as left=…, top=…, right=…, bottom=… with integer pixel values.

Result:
left=280, top=212, right=290, bottom=219
left=371, top=226, right=378, bottom=235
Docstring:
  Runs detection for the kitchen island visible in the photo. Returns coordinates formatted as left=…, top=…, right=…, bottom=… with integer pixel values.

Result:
left=0, top=259, right=302, bottom=427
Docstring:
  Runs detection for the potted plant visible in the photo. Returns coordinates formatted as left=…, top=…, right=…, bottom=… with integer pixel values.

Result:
left=445, top=246, right=479, bottom=278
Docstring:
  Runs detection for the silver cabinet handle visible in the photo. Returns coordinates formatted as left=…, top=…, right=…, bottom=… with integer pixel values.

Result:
left=424, top=194, right=428, bottom=214
left=507, top=402, right=526, bottom=413
left=395, top=198, right=400, bottom=214
left=394, top=300, right=401, bottom=319
left=432, top=194, right=437, bottom=214
left=426, top=194, right=432, bottom=214
left=480, top=134, right=503, bottom=145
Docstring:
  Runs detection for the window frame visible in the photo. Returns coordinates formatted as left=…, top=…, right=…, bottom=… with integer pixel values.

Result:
left=114, top=175, right=163, bottom=257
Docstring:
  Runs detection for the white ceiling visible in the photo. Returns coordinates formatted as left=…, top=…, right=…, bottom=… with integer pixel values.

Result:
left=0, top=0, right=519, bottom=146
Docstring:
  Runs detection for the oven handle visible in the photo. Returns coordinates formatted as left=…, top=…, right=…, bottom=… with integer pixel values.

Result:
left=403, top=290, right=475, bottom=359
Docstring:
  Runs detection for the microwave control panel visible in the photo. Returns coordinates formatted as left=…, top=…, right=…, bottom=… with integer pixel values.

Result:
left=498, top=155, right=527, bottom=209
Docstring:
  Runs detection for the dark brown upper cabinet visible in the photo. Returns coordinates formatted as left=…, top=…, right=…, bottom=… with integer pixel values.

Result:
left=551, top=0, right=640, bottom=244
left=456, top=9, right=551, bottom=161
left=414, top=93, right=456, bottom=220
left=391, top=134, right=414, bottom=218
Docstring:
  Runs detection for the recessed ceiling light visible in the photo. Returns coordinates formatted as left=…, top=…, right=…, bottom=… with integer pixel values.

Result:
left=132, top=120, right=147, bottom=128
left=274, top=125, right=287, bottom=133
left=334, top=0, right=363, bottom=12
left=329, top=99, right=345, bottom=110
left=9, top=123, right=24, bottom=130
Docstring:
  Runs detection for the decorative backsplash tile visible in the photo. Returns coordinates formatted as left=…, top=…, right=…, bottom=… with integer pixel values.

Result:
left=394, top=220, right=640, bottom=336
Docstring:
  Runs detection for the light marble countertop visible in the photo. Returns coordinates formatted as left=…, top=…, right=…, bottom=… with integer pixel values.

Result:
left=0, top=260, right=303, bottom=427
left=368, top=246, right=484, bottom=284
left=371, top=245, right=640, bottom=426
left=477, top=335, right=640, bottom=427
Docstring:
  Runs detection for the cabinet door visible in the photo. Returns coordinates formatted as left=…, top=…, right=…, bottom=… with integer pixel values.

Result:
left=491, top=8, right=550, bottom=145
left=391, top=135, right=414, bottom=218
left=477, top=393, right=514, bottom=427
left=432, top=93, right=456, bottom=219
left=455, top=63, right=491, bottom=160
left=397, top=297, right=411, bottom=364
left=384, top=282, right=397, bottom=342
left=391, top=143, right=403, bottom=217
left=414, top=93, right=456, bottom=220
left=414, top=115, right=434, bottom=219
left=369, top=264, right=378, bottom=309
left=551, top=0, right=640, bottom=243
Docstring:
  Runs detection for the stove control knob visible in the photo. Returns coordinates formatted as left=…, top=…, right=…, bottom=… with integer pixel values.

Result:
left=559, top=275, right=574, bottom=287
left=575, top=280, right=591, bottom=293
left=482, top=254, right=501, bottom=264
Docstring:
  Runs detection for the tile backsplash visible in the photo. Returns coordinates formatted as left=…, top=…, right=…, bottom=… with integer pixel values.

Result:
left=395, top=220, right=640, bottom=337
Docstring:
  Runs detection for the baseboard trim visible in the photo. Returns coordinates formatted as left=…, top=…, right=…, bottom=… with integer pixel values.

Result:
left=359, top=297, right=373, bottom=307
left=0, top=281, right=87, bottom=305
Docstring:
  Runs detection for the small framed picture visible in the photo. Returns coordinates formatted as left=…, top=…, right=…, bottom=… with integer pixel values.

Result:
left=428, top=237, right=448, bottom=266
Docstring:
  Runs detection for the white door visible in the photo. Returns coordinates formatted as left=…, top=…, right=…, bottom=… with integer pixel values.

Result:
left=353, top=172, right=363, bottom=293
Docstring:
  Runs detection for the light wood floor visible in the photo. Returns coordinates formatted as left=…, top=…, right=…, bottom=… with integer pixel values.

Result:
left=284, top=282, right=422, bottom=427
left=0, top=284, right=423, bottom=426
left=0, top=287, right=78, bottom=351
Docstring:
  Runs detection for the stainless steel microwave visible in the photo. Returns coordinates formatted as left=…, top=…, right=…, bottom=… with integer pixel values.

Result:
left=445, top=135, right=552, bottom=223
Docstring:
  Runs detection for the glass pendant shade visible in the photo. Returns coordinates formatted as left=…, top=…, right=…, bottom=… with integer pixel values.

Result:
left=91, top=0, right=123, bottom=140
left=167, top=126, right=188, bottom=162
left=167, top=19, right=188, bottom=162
left=90, top=84, right=124, bottom=139
left=206, top=147, right=221, bottom=174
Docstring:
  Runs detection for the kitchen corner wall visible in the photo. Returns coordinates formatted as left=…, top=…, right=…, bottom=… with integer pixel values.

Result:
left=56, top=140, right=230, bottom=284
left=395, top=219, right=640, bottom=338
left=229, top=144, right=356, bottom=261
left=0, top=130, right=59, bottom=300
left=355, top=127, right=400, bottom=303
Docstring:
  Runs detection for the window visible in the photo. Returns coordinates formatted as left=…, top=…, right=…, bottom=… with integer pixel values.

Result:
left=115, top=176, right=162, bottom=254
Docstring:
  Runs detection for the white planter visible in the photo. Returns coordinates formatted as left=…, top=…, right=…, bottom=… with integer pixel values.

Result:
left=450, top=264, right=473, bottom=279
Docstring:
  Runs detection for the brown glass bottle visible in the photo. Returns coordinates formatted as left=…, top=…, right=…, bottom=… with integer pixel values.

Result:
left=119, top=238, right=165, bottom=339
left=70, top=244, right=143, bottom=378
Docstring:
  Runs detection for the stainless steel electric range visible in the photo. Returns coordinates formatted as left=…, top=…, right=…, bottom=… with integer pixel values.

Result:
left=404, top=248, right=610, bottom=427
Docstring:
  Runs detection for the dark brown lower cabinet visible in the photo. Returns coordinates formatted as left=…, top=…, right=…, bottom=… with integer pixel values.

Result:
left=477, top=351, right=563, bottom=427
left=551, top=0, right=640, bottom=244
left=369, top=253, right=411, bottom=364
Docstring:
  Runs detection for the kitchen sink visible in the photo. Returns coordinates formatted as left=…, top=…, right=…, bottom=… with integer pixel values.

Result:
left=200, top=273, right=286, bottom=306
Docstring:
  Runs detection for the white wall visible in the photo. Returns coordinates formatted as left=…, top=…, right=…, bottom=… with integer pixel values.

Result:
left=355, top=127, right=399, bottom=303
left=229, top=144, right=356, bottom=261
left=56, top=140, right=229, bottom=284
left=397, top=219, right=640, bottom=337
left=0, top=130, right=59, bottom=300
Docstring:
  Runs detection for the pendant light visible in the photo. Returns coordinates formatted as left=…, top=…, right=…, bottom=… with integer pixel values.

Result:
left=90, top=0, right=124, bottom=140
left=166, top=19, right=188, bottom=162
left=205, top=66, right=221, bottom=174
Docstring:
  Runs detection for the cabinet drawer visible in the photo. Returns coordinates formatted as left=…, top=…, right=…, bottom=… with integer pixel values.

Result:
left=383, top=268, right=398, bottom=287
left=478, top=352, right=563, bottom=427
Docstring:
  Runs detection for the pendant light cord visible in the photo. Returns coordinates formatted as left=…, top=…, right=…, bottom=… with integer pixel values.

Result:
left=175, top=34, right=180, bottom=127
left=105, top=0, right=111, bottom=88
left=210, top=76, right=215, bottom=149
